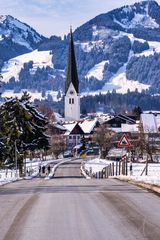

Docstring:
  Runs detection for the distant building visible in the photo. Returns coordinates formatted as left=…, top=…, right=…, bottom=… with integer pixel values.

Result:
left=105, top=114, right=138, bottom=133
left=64, top=28, right=80, bottom=121
left=79, top=118, right=100, bottom=136
left=140, top=113, right=160, bottom=152
left=141, top=113, right=160, bottom=133
left=63, top=122, right=84, bottom=149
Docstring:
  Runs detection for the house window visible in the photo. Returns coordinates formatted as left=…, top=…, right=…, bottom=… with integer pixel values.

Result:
left=72, top=98, right=74, bottom=104
left=112, top=124, right=118, bottom=127
left=69, top=136, right=72, bottom=139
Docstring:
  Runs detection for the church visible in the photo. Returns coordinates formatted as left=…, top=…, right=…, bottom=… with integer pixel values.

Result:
left=64, top=28, right=80, bottom=121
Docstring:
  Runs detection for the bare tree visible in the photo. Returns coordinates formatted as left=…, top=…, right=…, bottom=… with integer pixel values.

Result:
left=37, top=103, right=55, bottom=123
left=135, top=122, right=159, bottom=162
left=93, top=125, right=115, bottom=158
left=50, top=135, right=66, bottom=159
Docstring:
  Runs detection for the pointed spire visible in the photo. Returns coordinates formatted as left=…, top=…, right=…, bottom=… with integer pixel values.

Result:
left=65, top=27, right=79, bottom=94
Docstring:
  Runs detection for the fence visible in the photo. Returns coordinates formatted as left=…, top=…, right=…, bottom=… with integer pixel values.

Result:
left=81, top=158, right=131, bottom=179
left=0, top=169, right=20, bottom=182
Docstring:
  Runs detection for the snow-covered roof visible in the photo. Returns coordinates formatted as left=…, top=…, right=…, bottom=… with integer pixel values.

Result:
left=54, top=112, right=64, bottom=122
left=141, top=113, right=159, bottom=133
left=156, top=115, right=160, bottom=130
left=63, top=122, right=77, bottom=136
left=121, top=123, right=139, bottom=133
left=79, top=119, right=98, bottom=134
left=63, top=122, right=77, bottom=132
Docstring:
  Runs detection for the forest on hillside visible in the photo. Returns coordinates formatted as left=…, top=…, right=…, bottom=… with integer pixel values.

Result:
left=34, top=90, right=160, bottom=115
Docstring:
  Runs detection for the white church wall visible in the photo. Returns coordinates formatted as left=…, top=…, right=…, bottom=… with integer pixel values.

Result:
left=65, top=83, right=80, bottom=121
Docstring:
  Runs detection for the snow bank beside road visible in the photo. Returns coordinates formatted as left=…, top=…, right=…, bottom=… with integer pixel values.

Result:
left=0, top=158, right=60, bottom=186
left=84, top=158, right=109, bottom=174
left=0, top=169, right=20, bottom=186
left=83, top=158, right=160, bottom=187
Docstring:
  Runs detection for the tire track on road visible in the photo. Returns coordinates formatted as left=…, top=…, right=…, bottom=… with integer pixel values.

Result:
left=3, top=194, right=39, bottom=240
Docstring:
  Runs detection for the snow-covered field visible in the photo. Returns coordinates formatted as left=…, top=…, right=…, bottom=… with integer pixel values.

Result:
left=84, top=158, right=160, bottom=186
left=86, top=60, right=109, bottom=80
left=1, top=50, right=53, bottom=82
left=2, top=89, right=59, bottom=102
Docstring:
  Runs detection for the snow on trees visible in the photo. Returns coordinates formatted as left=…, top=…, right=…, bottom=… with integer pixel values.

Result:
left=0, top=92, right=49, bottom=173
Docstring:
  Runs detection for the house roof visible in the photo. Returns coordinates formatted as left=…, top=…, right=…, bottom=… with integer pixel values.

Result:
left=116, top=114, right=136, bottom=123
left=121, top=123, right=139, bottom=133
left=79, top=119, right=98, bottom=134
left=63, top=122, right=84, bottom=135
left=141, top=113, right=159, bottom=133
left=63, top=122, right=77, bottom=133
left=107, top=114, right=136, bottom=125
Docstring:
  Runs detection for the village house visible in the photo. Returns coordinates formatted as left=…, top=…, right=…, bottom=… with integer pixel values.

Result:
left=104, top=114, right=139, bottom=134
left=63, top=122, right=84, bottom=149
left=140, top=113, right=160, bottom=152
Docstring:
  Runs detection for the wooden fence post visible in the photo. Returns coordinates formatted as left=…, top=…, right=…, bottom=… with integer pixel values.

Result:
left=109, top=164, right=112, bottom=176
left=125, top=158, right=128, bottom=175
left=112, top=163, right=114, bottom=176
left=106, top=167, right=108, bottom=178
left=119, top=161, right=121, bottom=175
left=116, top=162, right=118, bottom=176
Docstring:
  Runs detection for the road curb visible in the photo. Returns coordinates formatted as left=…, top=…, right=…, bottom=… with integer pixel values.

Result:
left=80, top=165, right=91, bottom=179
left=48, top=158, right=80, bottom=178
left=112, top=176, right=160, bottom=195
left=129, top=181, right=160, bottom=194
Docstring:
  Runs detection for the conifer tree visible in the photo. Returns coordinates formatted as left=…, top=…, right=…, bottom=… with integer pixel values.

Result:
left=0, top=92, right=49, bottom=173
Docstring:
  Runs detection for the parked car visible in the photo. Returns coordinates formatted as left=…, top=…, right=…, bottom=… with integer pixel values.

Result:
left=63, top=150, right=74, bottom=158
left=80, top=147, right=100, bottom=157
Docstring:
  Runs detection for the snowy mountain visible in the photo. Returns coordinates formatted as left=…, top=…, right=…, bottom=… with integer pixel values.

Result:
left=0, top=15, right=44, bottom=49
left=0, top=15, right=45, bottom=63
left=1, top=1, right=160, bottom=98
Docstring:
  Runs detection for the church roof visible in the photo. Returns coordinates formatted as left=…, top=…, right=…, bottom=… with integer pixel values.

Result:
left=65, top=29, right=79, bottom=94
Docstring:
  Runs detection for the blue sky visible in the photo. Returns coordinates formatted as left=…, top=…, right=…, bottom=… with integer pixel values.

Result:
left=0, top=0, right=160, bottom=37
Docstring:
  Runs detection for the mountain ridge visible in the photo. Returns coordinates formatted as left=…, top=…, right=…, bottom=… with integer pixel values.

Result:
left=1, top=0, right=160, bottom=99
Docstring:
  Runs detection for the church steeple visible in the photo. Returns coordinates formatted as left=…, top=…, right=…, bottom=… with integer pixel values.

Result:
left=65, top=27, right=79, bottom=94
left=64, top=27, right=80, bottom=121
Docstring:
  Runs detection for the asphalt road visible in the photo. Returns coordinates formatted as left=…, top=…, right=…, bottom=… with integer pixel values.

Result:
left=0, top=159, right=160, bottom=240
